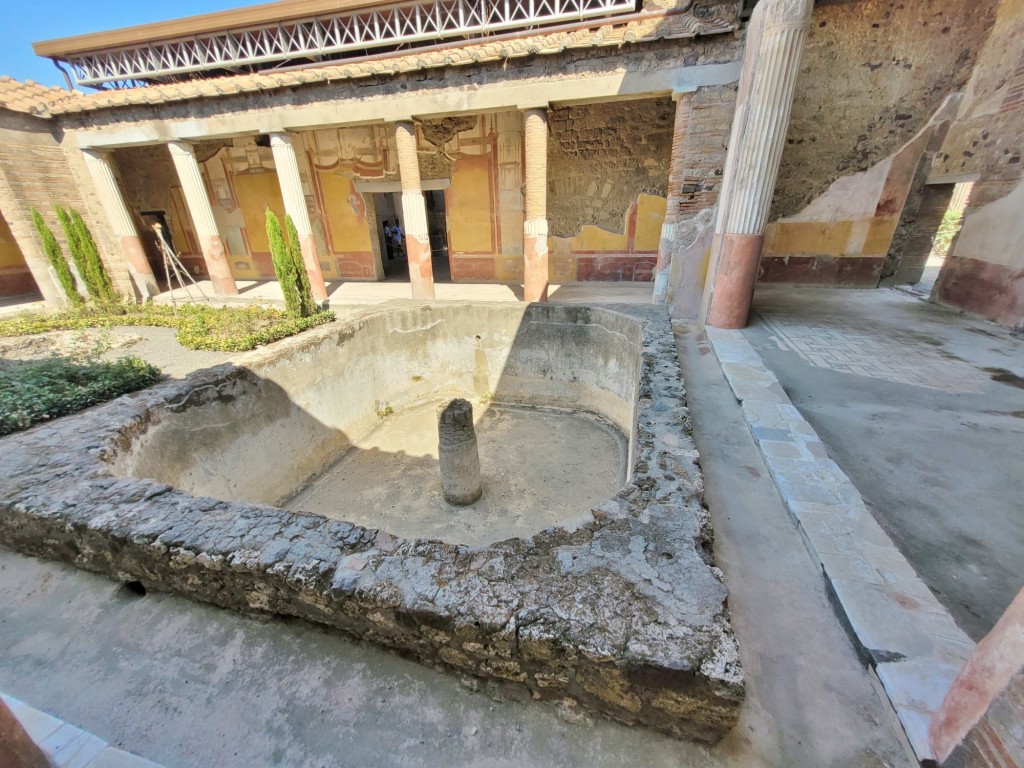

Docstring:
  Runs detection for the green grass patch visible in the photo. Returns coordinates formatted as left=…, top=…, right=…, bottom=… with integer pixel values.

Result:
left=0, top=355, right=162, bottom=436
left=0, top=301, right=336, bottom=353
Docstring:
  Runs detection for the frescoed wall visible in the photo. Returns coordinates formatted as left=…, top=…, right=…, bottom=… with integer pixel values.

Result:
left=547, top=99, right=673, bottom=282
left=0, top=209, right=36, bottom=297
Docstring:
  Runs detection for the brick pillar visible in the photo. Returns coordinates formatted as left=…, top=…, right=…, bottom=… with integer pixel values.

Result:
left=653, top=91, right=693, bottom=304
left=702, top=0, right=814, bottom=329
left=394, top=121, right=435, bottom=300
left=81, top=149, right=159, bottom=299
left=269, top=132, right=328, bottom=304
left=167, top=142, right=238, bottom=296
left=522, top=107, right=549, bottom=303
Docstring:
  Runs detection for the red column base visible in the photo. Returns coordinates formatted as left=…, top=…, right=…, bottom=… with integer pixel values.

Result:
left=707, top=233, right=763, bottom=329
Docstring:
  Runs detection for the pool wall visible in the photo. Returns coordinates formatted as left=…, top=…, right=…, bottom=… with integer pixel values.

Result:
left=0, top=302, right=744, bottom=743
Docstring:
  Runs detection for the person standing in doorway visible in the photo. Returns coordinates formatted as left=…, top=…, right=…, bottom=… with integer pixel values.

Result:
left=382, top=220, right=395, bottom=260
left=389, top=220, right=405, bottom=257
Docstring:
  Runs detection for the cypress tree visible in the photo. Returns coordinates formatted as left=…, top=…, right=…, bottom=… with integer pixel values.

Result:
left=70, top=208, right=115, bottom=301
left=31, top=208, right=82, bottom=306
left=285, top=214, right=315, bottom=317
left=266, top=209, right=301, bottom=315
left=55, top=205, right=91, bottom=295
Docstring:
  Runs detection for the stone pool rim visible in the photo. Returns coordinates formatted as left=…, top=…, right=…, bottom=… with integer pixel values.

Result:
left=0, top=301, right=744, bottom=744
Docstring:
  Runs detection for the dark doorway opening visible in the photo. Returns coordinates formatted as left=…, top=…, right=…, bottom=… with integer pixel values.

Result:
left=371, top=190, right=451, bottom=283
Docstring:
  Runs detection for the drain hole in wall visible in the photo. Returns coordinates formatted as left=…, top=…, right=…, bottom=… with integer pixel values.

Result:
left=122, top=581, right=148, bottom=597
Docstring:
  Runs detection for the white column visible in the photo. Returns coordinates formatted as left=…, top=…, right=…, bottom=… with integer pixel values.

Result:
left=701, top=0, right=814, bottom=329
left=269, top=132, right=328, bottom=303
left=522, top=107, right=549, bottom=303
left=394, top=120, right=435, bottom=300
left=167, top=142, right=238, bottom=296
left=81, top=149, right=159, bottom=298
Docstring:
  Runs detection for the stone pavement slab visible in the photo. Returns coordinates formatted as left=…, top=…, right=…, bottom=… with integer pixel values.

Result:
left=706, top=326, right=975, bottom=764
left=2, top=693, right=165, bottom=768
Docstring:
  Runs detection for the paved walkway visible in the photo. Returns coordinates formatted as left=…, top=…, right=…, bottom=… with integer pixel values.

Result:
left=744, top=286, right=1024, bottom=642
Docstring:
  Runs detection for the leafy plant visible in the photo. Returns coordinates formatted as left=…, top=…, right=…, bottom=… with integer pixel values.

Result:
left=932, top=208, right=964, bottom=260
left=0, top=301, right=334, bottom=353
left=0, top=354, right=161, bottom=436
left=265, top=209, right=318, bottom=318
left=31, top=208, right=82, bottom=307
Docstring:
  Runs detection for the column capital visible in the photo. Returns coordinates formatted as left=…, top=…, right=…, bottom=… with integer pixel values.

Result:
left=518, top=104, right=550, bottom=115
left=267, top=131, right=296, bottom=149
left=166, top=140, right=196, bottom=157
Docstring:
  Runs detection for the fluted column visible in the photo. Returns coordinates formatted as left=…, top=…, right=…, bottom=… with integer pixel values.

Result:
left=522, top=108, right=549, bottom=303
left=394, top=121, right=435, bottom=300
left=702, top=0, right=814, bottom=328
left=652, top=91, right=693, bottom=304
left=167, top=142, right=238, bottom=296
left=81, top=149, right=159, bottom=298
left=269, top=132, right=328, bottom=304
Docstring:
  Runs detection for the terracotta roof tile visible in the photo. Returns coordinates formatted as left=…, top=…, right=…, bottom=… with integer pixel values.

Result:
left=0, top=76, right=79, bottom=116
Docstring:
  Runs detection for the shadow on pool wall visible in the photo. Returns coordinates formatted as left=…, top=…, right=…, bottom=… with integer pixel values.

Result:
left=0, top=301, right=744, bottom=744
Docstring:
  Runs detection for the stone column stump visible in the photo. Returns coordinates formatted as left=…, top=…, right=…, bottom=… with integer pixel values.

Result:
left=438, top=399, right=483, bottom=505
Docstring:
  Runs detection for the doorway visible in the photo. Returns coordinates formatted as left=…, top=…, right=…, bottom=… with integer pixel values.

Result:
left=893, top=181, right=973, bottom=294
left=364, top=180, right=452, bottom=283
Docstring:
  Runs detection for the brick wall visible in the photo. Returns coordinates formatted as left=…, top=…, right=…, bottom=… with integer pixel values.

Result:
left=0, top=110, right=128, bottom=304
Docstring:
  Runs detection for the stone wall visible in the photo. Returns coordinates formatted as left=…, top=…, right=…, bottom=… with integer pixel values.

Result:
left=0, top=303, right=744, bottom=744
left=548, top=98, right=674, bottom=282
left=931, top=0, right=1024, bottom=328
left=758, top=0, right=997, bottom=286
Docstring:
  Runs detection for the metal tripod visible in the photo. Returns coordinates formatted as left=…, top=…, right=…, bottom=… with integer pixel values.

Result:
left=151, top=223, right=210, bottom=316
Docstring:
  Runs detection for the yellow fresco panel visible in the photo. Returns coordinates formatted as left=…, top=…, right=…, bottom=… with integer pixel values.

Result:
left=233, top=172, right=286, bottom=254
left=571, top=225, right=628, bottom=253
left=319, top=172, right=372, bottom=253
left=448, top=156, right=494, bottom=254
left=0, top=212, right=27, bottom=269
left=634, top=194, right=667, bottom=251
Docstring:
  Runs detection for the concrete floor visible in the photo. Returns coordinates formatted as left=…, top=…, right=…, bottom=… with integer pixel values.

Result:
left=744, top=286, right=1024, bottom=641
left=286, top=402, right=626, bottom=546
left=0, top=313, right=913, bottom=768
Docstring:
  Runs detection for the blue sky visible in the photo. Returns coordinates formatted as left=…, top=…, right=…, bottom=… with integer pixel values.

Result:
left=1, top=0, right=254, bottom=88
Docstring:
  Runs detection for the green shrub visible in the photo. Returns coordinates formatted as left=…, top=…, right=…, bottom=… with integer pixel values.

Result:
left=266, top=210, right=302, bottom=316
left=55, top=205, right=89, bottom=292
left=0, top=301, right=335, bottom=353
left=55, top=206, right=117, bottom=301
left=0, top=354, right=161, bottom=436
left=285, top=214, right=316, bottom=317
left=71, top=208, right=116, bottom=301
left=31, top=209, right=82, bottom=307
